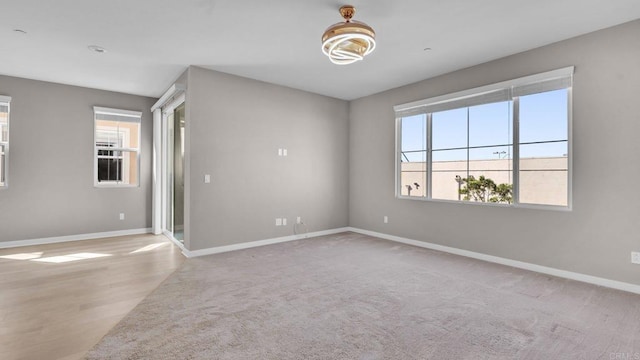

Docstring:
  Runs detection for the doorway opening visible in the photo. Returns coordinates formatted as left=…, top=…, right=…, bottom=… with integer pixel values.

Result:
left=162, top=98, right=185, bottom=243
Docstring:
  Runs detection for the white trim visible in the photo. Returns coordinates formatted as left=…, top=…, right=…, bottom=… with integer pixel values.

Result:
left=151, top=83, right=186, bottom=112
left=93, top=111, right=141, bottom=187
left=347, top=227, right=640, bottom=295
left=183, top=227, right=350, bottom=258
left=160, top=94, right=187, bottom=243
left=0, top=98, right=10, bottom=189
left=395, top=68, right=573, bottom=210
left=163, top=230, right=188, bottom=254
left=566, top=86, right=574, bottom=210
left=152, top=109, right=162, bottom=235
left=162, top=93, right=186, bottom=115
left=0, top=228, right=152, bottom=249
left=394, top=66, right=575, bottom=113
left=394, top=195, right=572, bottom=212
left=93, top=106, right=142, bottom=118
left=394, top=117, right=401, bottom=198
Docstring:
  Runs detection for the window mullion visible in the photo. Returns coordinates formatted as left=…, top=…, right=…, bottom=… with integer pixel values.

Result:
left=466, top=107, right=470, bottom=182
left=566, top=87, right=573, bottom=209
left=426, top=113, right=433, bottom=199
left=512, top=97, right=520, bottom=204
left=395, top=117, right=402, bottom=198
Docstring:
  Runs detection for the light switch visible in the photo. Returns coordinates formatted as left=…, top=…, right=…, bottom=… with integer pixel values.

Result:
left=283, top=149, right=288, bottom=156
left=278, top=148, right=283, bottom=156
left=204, top=174, right=211, bottom=183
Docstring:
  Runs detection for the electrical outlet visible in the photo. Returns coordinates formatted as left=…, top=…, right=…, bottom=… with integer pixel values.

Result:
left=384, top=216, right=388, bottom=224
left=282, top=218, right=287, bottom=226
left=632, top=252, right=640, bottom=264
left=119, top=213, right=125, bottom=220
left=296, top=216, right=301, bottom=224
left=275, top=218, right=282, bottom=226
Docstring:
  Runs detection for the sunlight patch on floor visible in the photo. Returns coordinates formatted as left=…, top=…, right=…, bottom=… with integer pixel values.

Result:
left=130, top=243, right=168, bottom=254
left=0, top=252, right=44, bottom=260
left=31, top=253, right=112, bottom=263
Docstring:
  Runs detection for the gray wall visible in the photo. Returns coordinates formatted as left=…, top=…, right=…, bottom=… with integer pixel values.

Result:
left=186, top=66, right=349, bottom=250
left=349, top=19, right=640, bottom=285
left=0, top=75, right=156, bottom=243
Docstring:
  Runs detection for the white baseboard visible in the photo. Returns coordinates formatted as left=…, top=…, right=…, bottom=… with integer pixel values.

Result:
left=0, top=228, right=152, bottom=249
left=163, top=230, right=189, bottom=254
left=183, top=227, right=351, bottom=258
left=347, top=227, right=640, bottom=295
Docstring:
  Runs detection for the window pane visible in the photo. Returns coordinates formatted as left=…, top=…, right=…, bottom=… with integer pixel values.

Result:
left=519, top=89, right=569, bottom=206
left=0, top=107, right=7, bottom=187
left=432, top=108, right=467, bottom=150
left=98, top=155, right=122, bottom=182
left=0, top=144, right=5, bottom=186
left=400, top=115, right=426, bottom=197
left=432, top=149, right=467, bottom=201
left=97, top=150, right=138, bottom=185
left=519, top=143, right=568, bottom=206
left=96, top=120, right=140, bottom=149
left=469, top=101, right=511, bottom=147
left=520, top=89, right=568, bottom=143
left=467, top=146, right=513, bottom=203
left=401, top=115, right=426, bottom=152
left=400, top=151, right=426, bottom=197
left=0, top=111, right=7, bottom=142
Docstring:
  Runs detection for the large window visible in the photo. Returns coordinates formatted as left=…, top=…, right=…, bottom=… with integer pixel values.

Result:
left=0, top=96, right=10, bottom=188
left=94, top=107, right=141, bottom=187
left=395, top=67, right=572, bottom=208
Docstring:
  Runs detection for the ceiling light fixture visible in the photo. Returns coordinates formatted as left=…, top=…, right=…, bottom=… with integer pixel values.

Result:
left=88, top=45, right=107, bottom=53
left=321, top=5, right=376, bottom=65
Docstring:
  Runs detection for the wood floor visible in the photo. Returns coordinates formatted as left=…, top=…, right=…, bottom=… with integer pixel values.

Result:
left=0, top=234, right=185, bottom=360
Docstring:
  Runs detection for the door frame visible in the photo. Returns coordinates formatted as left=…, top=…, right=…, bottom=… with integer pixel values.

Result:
left=150, top=84, right=186, bottom=248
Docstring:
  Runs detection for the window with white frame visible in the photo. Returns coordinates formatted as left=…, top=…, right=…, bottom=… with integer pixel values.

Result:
left=94, top=107, right=141, bottom=186
left=395, top=67, right=572, bottom=208
left=0, top=96, right=11, bottom=188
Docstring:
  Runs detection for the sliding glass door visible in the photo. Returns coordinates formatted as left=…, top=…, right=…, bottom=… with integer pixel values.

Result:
left=163, top=99, right=185, bottom=242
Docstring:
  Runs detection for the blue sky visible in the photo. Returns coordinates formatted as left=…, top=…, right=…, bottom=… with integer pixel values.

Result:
left=401, top=89, right=568, bottom=162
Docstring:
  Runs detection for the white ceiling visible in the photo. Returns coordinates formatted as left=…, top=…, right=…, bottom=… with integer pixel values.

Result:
left=1, top=1, right=639, bottom=100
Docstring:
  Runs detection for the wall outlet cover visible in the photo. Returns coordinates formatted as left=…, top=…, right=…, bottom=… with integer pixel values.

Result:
left=632, top=252, right=640, bottom=264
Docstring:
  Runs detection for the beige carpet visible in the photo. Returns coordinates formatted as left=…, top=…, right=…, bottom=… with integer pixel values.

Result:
left=86, top=232, right=640, bottom=359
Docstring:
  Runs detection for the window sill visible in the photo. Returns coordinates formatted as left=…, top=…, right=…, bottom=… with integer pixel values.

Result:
left=396, top=195, right=571, bottom=212
left=94, top=184, right=140, bottom=188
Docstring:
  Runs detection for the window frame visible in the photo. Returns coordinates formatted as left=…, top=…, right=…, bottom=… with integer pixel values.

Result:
left=93, top=106, right=142, bottom=188
left=0, top=95, right=11, bottom=189
left=394, top=67, right=573, bottom=210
